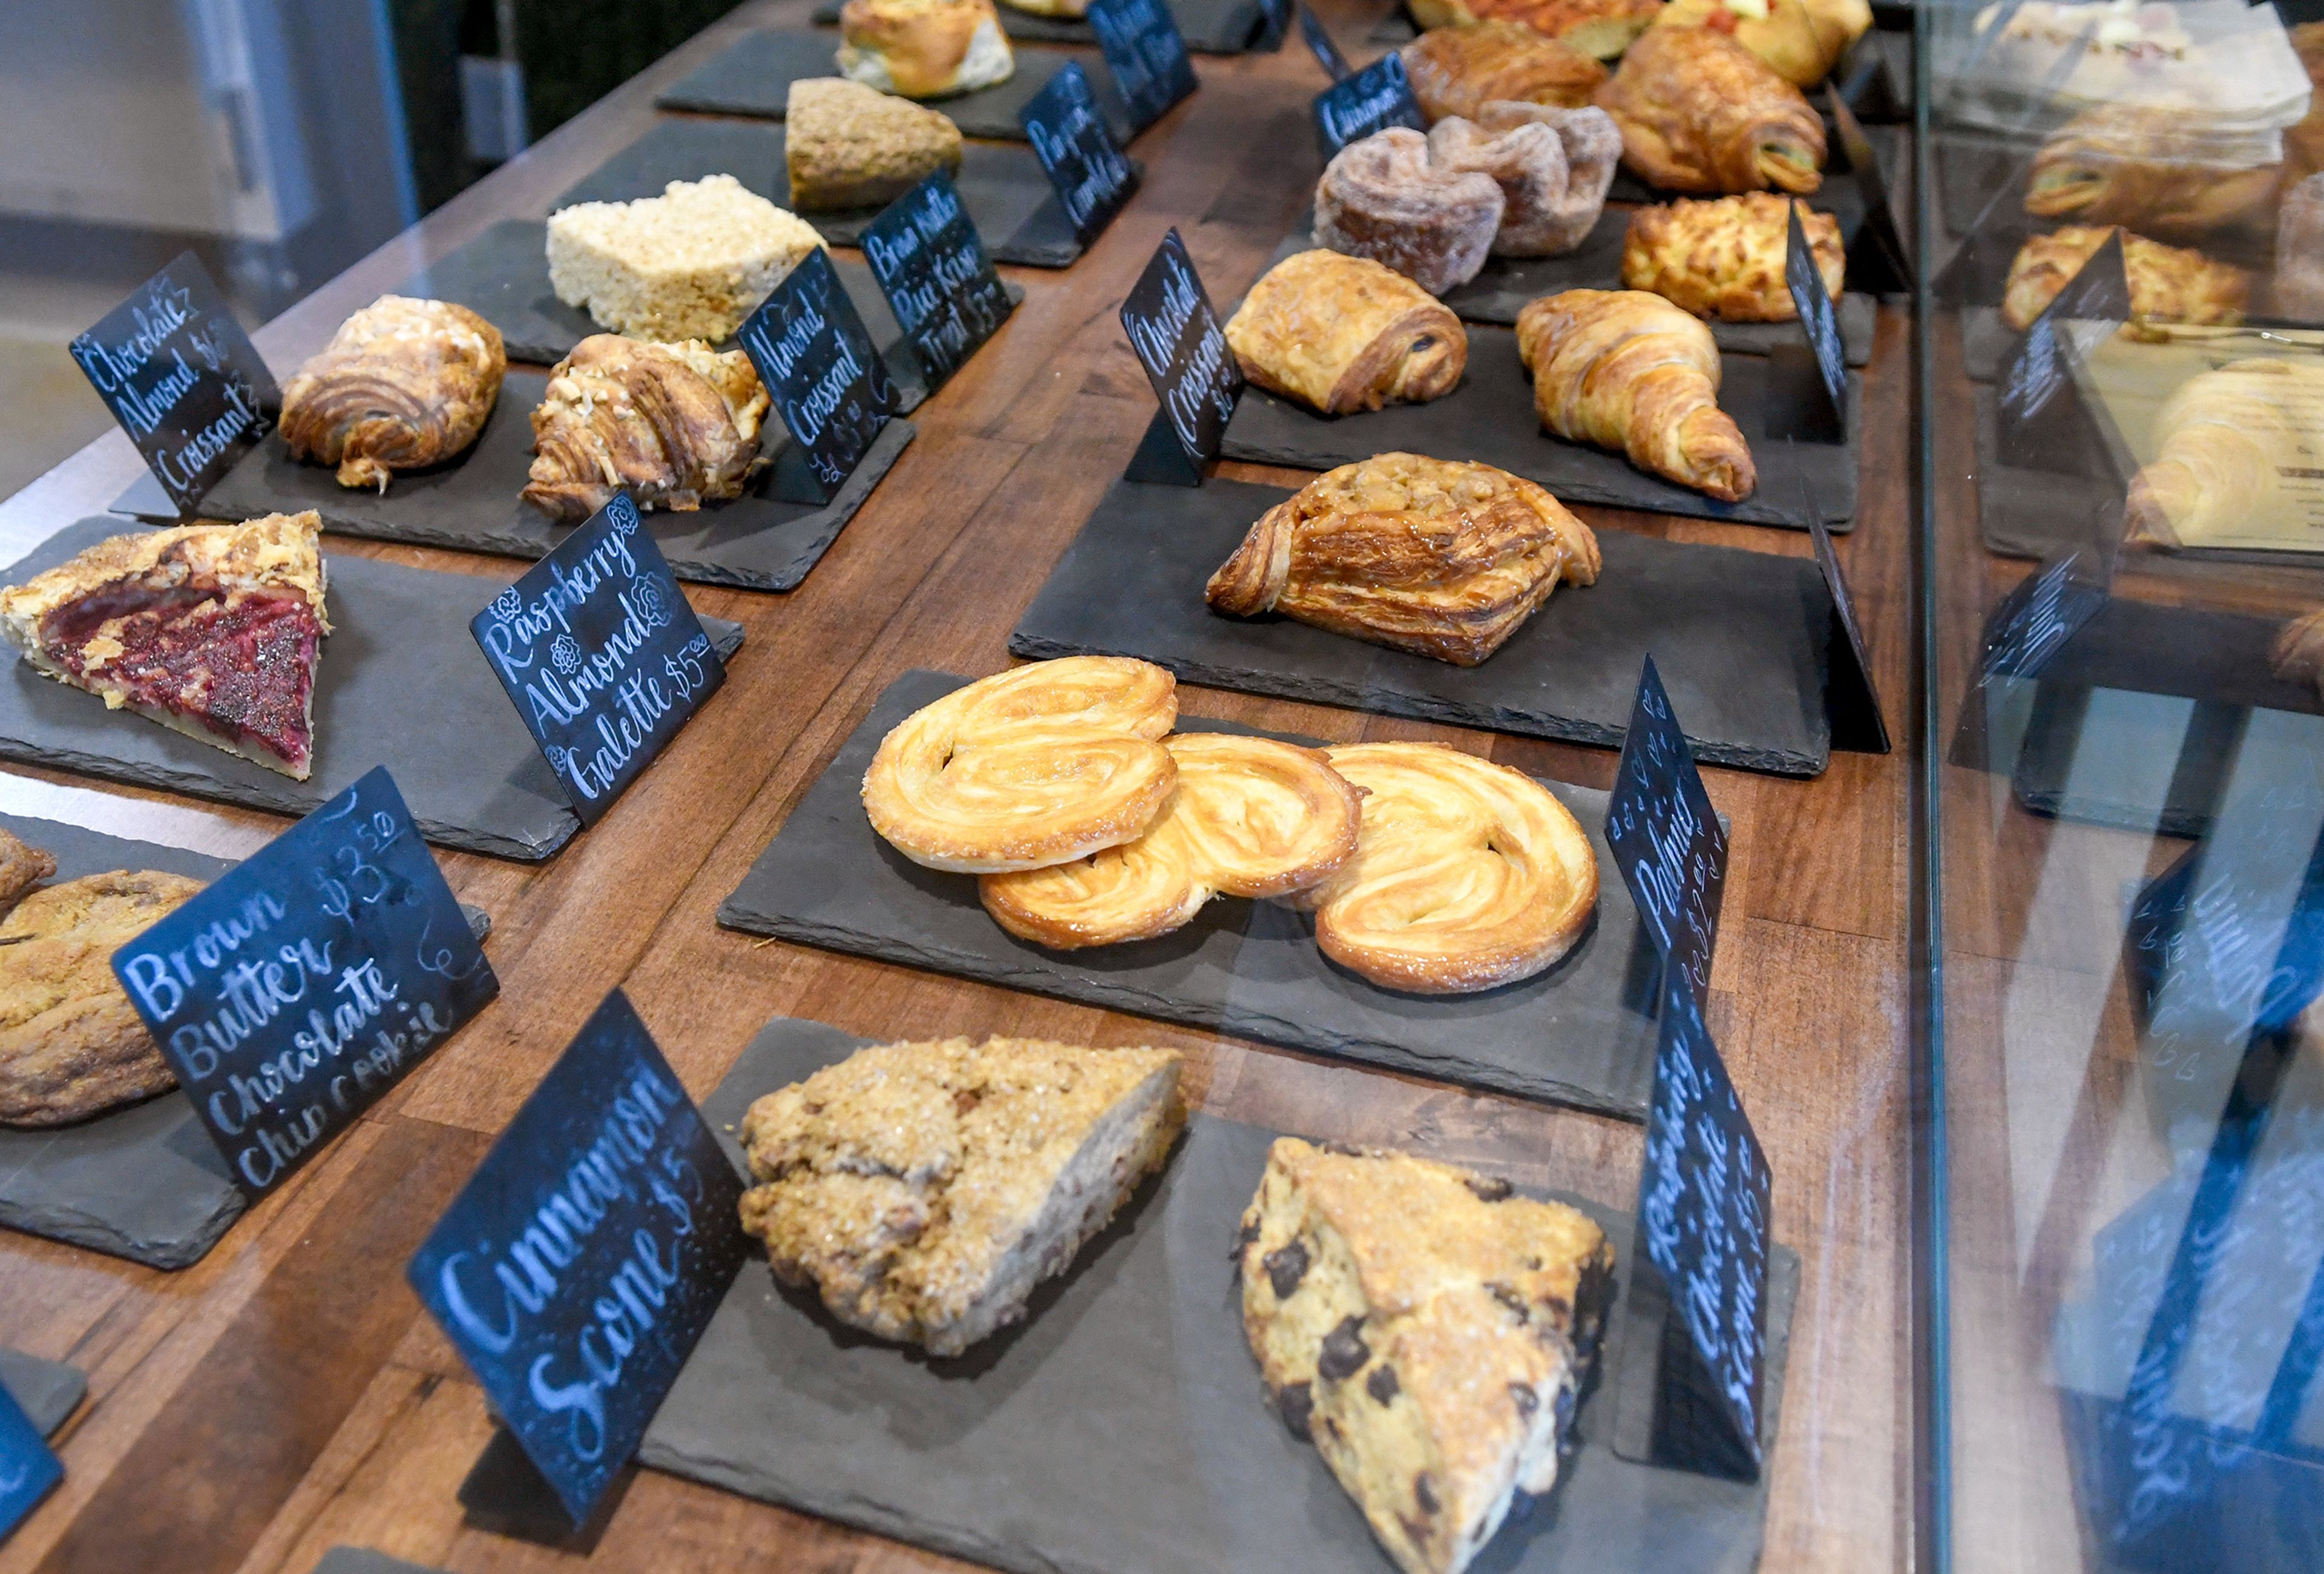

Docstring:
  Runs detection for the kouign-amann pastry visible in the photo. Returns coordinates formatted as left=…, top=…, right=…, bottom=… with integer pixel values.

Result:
left=2125, top=358, right=2324, bottom=548
left=1316, top=128, right=1505, bottom=296
left=1237, top=1138, right=1615, bottom=1574
left=1651, top=0, right=1873, bottom=88
left=862, top=657, right=1179, bottom=873
left=979, top=733, right=1362, bottom=947
left=1206, top=453, right=1600, bottom=667
left=1399, top=22, right=1606, bottom=123
left=522, top=335, right=770, bottom=522
left=839, top=0, right=1015, bottom=98
left=1998, top=225, right=2249, bottom=332
left=739, top=1035, right=1184, bottom=1355
left=279, top=296, right=505, bottom=492
left=1224, top=251, right=1468, bottom=415
left=1427, top=105, right=1621, bottom=256
left=785, top=78, right=963, bottom=209
left=2024, top=107, right=2283, bottom=242
left=547, top=174, right=825, bottom=343
left=1594, top=27, right=1827, bottom=196
left=1304, top=742, right=1599, bottom=993
left=0, top=869, right=206, bottom=1128
left=1621, top=193, right=1844, bottom=322
left=0, top=513, right=330, bottom=779
left=1409, top=0, right=1661, bottom=61
left=1517, top=288, right=1758, bottom=501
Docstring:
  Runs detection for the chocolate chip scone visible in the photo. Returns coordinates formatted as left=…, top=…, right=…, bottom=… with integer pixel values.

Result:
left=1236, top=1138, right=1614, bottom=1574
left=738, top=1035, right=1184, bottom=1356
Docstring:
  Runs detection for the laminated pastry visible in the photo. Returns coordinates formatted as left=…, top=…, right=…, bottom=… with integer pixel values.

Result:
left=278, top=296, right=506, bottom=492
left=2024, top=107, right=2283, bottom=242
left=738, top=1035, right=1184, bottom=1355
left=1650, top=0, right=1873, bottom=88
left=1205, top=453, right=1601, bottom=667
left=1224, top=251, right=1468, bottom=415
left=0, top=513, right=331, bottom=779
left=861, top=657, right=1180, bottom=872
left=1998, top=225, right=2250, bottom=332
left=1237, top=1138, right=1613, bottom=1574
left=1620, top=192, right=1845, bottom=322
left=979, top=733, right=1363, bottom=947
left=0, top=829, right=54, bottom=918
left=1316, top=128, right=1506, bottom=295
left=1593, top=27, right=1827, bottom=196
left=546, top=174, right=826, bottom=343
left=0, top=869, right=206, bottom=1128
left=785, top=77, right=963, bottom=209
left=838, top=0, right=1015, bottom=99
left=1407, top=0, right=1661, bottom=61
left=1427, top=105, right=1621, bottom=255
left=521, top=335, right=770, bottom=522
left=1399, top=22, right=1606, bottom=123
left=2124, top=358, right=2324, bottom=548
left=1515, top=288, right=1758, bottom=501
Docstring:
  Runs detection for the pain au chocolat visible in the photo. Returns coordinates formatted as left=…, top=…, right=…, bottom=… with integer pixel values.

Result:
left=278, top=295, right=505, bottom=492
left=1224, top=251, right=1467, bottom=416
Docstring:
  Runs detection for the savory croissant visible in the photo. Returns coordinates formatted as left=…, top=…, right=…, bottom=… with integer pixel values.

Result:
left=1430, top=104, right=1621, bottom=255
left=1650, top=0, right=1872, bottom=88
left=1204, top=452, right=1601, bottom=666
left=1621, top=193, right=1843, bottom=322
left=1399, top=22, right=1606, bottom=123
left=1593, top=27, right=1826, bottom=196
left=1315, top=128, right=1505, bottom=295
left=1998, top=226, right=2248, bottom=332
left=2124, top=358, right=2324, bottom=548
left=1408, top=0, right=1660, bottom=61
left=1515, top=288, right=1757, bottom=501
left=279, top=296, right=505, bottom=492
left=1225, top=251, right=1466, bottom=414
left=2025, top=107, right=2283, bottom=242
left=522, top=335, right=770, bottom=522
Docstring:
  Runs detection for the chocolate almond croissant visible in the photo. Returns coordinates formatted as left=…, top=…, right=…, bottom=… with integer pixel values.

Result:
left=1592, top=27, right=1825, bottom=196
left=279, top=296, right=505, bottom=492
left=522, top=335, right=770, bottom=522
left=1225, top=251, right=1466, bottom=415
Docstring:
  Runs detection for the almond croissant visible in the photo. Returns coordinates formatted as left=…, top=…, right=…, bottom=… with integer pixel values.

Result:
left=1592, top=26, right=1825, bottom=196
left=279, top=296, right=505, bottom=492
left=522, top=335, right=770, bottom=522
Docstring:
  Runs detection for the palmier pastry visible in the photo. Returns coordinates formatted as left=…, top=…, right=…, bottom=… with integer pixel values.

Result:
left=1315, top=128, right=1505, bottom=297
left=2024, top=107, right=2282, bottom=243
left=862, top=657, right=1179, bottom=873
left=1621, top=193, right=1844, bottom=322
left=1408, top=0, right=1661, bottom=61
left=1650, top=0, right=1871, bottom=88
left=1998, top=226, right=2249, bottom=333
left=1207, top=453, right=1599, bottom=666
left=979, top=733, right=1362, bottom=947
left=1399, top=23, right=1606, bottom=123
left=1303, top=742, right=1598, bottom=994
left=1593, top=27, right=1826, bottom=196
left=838, top=0, right=1014, bottom=97
left=522, top=335, right=769, bottom=522
left=1428, top=106, right=1621, bottom=257
left=1517, top=288, right=1756, bottom=501
left=2124, top=358, right=2324, bottom=548
left=279, top=296, right=505, bottom=492
left=1225, top=252, right=1467, bottom=415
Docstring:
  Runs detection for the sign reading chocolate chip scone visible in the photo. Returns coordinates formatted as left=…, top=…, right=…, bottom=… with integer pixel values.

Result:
left=737, top=247, right=900, bottom=496
left=1311, top=52, right=1424, bottom=157
left=860, top=173, right=1017, bottom=386
left=1088, top=0, right=1198, bottom=134
left=1120, top=229, right=1243, bottom=476
left=1019, top=62, right=1139, bottom=249
left=1602, top=656, right=1727, bottom=1015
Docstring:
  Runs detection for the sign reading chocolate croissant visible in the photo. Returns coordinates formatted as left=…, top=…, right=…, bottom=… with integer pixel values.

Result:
left=522, top=335, right=770, bottom=522
left=1224, top=251, right=1466, bottom=415
left=1592, top=27, right=1825, bottom=196
left=279, top=296, right=506, bottom=493
left=862, top=657, right=1180, bottom=872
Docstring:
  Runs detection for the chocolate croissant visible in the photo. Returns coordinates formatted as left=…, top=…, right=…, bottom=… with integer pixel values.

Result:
left=1428, top=105, right=1621, bottom=256
left=1515, top=288, right=1756, bottom=501
left=279, top=296, right=505, bottom=492
left=2025, top=107, right=2283, bottom=243
left=1224, top=251, right=1466, bottom=414
left=1315, top=128, right=1506, bottom=297
left=1592, top=27, right=1825, bottom=196
left=1399, top=22, right=1606, bottom=124
left=522, top=335, right=770, bottom=522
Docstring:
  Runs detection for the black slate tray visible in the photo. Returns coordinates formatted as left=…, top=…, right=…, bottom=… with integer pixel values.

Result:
left=114, top=369, right=917, bottom=594
left=1968, top=386, right=2138, bottom=564
left=815, top=0, right=1279, bottom=53
left=556, top=117, right=1089, bottom=268
left=1011, top=477, right=1833, bottom=773
left=0, top=1348, right=84, bottom=1435
left=312, top=1553, right=447, bottom=1574
left=655, top=30, right=1136, bottom=146
left=0, top=519, right=745, bottom=861
left=640, top=1013, right=1802, bottom=1574
left=725, top=669, right=1675, bottom=1117
left=1219, top=329, right=1860, bottom=531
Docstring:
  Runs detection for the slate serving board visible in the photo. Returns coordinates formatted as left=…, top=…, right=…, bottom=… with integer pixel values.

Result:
left=1219, top=331, right=1860, bottom=531
left=0, top=520, right=744, bottom=861
left=655, top=30, right=1136, bottom=146
left=114, top=369, right=917, bottom=595
left=555, top=118, right=1089, bottom=268
left=640, top=1014, right=1802, bottom=1574
left=815, top=0, right=1279, bottom=53
left=1012, top=478, right=1832, bottom=773
left=0, top=1349, right=84, bottom=1437
left=1966, top=386, right=2144, bottom=564
left=312, top=1552, right=448, bottom=1574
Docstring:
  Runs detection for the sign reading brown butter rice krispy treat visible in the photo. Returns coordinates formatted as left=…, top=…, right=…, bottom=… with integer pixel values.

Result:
left=861, top=173, right=1018, bottom=387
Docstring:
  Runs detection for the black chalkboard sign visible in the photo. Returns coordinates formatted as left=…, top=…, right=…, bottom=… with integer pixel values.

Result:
left=71, top=251, right=278, bottom=514
left=1808, top=505, right=1890, bottom=754
left=737, top=248, right=899, bottom=504
left=1312, top=52, right=1425, bottom=157
left=1825, top=90, right=1912, bottom=295
left=2127, top=812, right=2324, bottom=1040
left=1612, top=978, right=1773, bottom=1481
left=0, top=1382, right=61, bottom=1543
left=1948, top=548, right=2112, bottom=772
left=1019, top=62, right=1140, bottom=249
left=1765, top=202, right=1848, bottom=445
left=1120, top=228, right=1242, bottom=485
left=112, top=767, right=498, bottom=1199
left=471, top=492, right=725, bottom=825
left=1996, top=229, right=2129, bottom=479
left=1603, top=656, right=1728, bottom=1015
left=860, top=173, right=1017, bottom=387
left=1088, top=0, right=1199, bottom=134
left=1255, top=0, right=1293, bottom=51
left=1299, top=2, right=1353, bottom=79
left=407, top=989, right=749, bottom=1526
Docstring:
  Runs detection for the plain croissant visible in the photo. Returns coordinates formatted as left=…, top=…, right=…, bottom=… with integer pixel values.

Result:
left=1514, top=288, right=1756, bottom=501
left=2125, top=358, right=2324, bottom=548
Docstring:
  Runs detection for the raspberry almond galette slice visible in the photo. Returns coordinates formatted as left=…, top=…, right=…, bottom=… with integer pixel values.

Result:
left=0, top=512, right=332, bottom=779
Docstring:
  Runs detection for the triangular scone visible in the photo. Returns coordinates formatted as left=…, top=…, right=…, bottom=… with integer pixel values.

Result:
left=0, top=513, right=330, bottom=779
left=738, top=1035, right=1184, bottom=1355
left=786, top=77, right=963, bottom=210
left=1237, top=1138, right=1615, bottom=1574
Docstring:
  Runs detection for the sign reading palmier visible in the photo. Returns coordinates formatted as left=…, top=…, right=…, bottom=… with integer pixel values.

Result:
left=1119, top=228, right=1242, bottom=484
left=861, top=172, right=1017, bottom=386
left=1312, top=51, right=1425, bottom=157
left=737, top=248, right=899, bottom=502
left=1089, top=0, right=1199, bottom=134
left=1602, top=655, right=1728, bottom=1016
left=1019, top=62, right=1140, bottom=248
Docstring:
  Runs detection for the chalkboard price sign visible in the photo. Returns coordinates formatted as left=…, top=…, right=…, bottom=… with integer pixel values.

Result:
left=1255, top=0, right=1293, bottom=51
left=1298, top=2, right=1351, bottom=78
left=1019, top=62, right=1140, bottom=248
left=1603, top=656, right=1728, bottom=1016
left=113, top=767, right=499, bottom=1199
left=860, top=173, right=1017, bottom=387
left=1769, top=200, right=1848, bottom=445
left=407, top=989, right=749, bottom=1526
left=71, top=251, right=278, bottom=514
left=1808, top=505, right=1889, bottom=754
left=1312, top=52, right=1426, bottom=157
left=1088, top=0, right=1199, bottom=134
left=737, top=248, right=899, bottom=501
left=1997, top=229, right=2130, bottom=479
left=471, top=492, right=724, bottom=824
left=1975, top=548, right=2109, bottom=687
left=1120, top=228, right=1242, bottom=484
left=0, top=1383, right=60, bottom=1544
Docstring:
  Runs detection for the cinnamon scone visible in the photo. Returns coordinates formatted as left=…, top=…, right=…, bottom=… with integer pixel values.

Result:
left=522, top=335, right=771, bottom=521
left=1998, top=225, right=2249, bottom=333
left=1238, top=1138, right=1615, bottom=1574
left=786, top=77, right=963, bottom=209
left=1621, top=193, right=1844, bottom=322
left=279, top=296, right=506, bottom=492
left=738, top=1035, right=1185, bottom=1355
left=1225, top=251, right=1467, bottom=415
